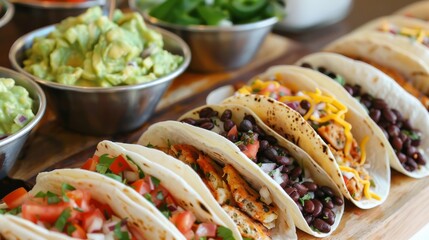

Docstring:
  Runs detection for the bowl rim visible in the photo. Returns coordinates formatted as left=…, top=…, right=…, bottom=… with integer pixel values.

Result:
left=0, top=67, right=47, bottom=147
left=0, top=0, right=14, bottom=28
left=129, top=0, right=279, bottom=32
left=9, top=24, right=191, bottom=93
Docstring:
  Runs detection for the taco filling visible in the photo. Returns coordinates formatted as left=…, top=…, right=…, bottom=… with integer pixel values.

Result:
left=1, top=184, right=143, bottom=239
left=181, top=107, right=343, bottom=233
left=300, top=62, right=426, bottom=172
left=238, top=79, right=380, bottom=201
left=153, top=143, right=278, bottom=240
left=80, top=154, right=233, bottom=240
left=377, top=22, right=429, bottom=47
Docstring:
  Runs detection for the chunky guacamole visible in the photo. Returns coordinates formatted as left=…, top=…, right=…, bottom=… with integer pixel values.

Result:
left=23, top=7, right=183, bottom=87
left=0, top=78, right=34, bottom=137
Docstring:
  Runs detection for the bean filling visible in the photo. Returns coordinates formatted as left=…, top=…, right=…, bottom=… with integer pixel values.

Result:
left=181, top=107, right=344, bottom=233
left=301, top=62, right=425, bottom=172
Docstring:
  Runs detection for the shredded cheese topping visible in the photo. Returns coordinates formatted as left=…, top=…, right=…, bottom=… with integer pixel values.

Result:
left=238, top=79, right=380, bottom=201
left=379, top=21, right=429, bottom=45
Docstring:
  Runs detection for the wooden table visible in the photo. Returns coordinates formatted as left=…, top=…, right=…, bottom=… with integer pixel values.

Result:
left=1, top=0, right=427, bottom=239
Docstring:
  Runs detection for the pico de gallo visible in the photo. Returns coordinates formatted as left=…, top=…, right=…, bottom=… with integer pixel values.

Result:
left=237, top=79, right=380, bottom=201
left=81, top=154, right=234, bottom=240
left=0, top=184, right=144, bottom=239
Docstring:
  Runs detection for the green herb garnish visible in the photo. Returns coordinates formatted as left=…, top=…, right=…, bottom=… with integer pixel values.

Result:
left=216, top=226, right=234, bottom=240
left=151, top=176, right=161, bottom=188
left=105, top=173, right=123, bottom=183
left=299, top=193, right=312, bottom=206
left=66, top=224, right=77, bottom=235
left=47, top=191, right=60, bottom=205
left=55, top=208, right=71, bottom=232
left=114, top=221, right=130, bottom=240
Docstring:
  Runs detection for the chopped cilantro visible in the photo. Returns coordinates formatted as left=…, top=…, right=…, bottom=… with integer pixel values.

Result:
left=299, top=193, right=312, bottom=206
left=105, top=173, right=123, bottom=183
left=324, top=196, right=331, bottom=203
left=191, top=163, right=200, bottom=172
left=151, top=176, right=161, bottom=188
left=5, top=206, right=22, bottom=215
left=144, top=193, right=153, bottom=204
left=55, top=208, right=71, bottom=232
left=199, top=237, right=207, bottom=240
left=146, top=143, right=155, bottom=148
left=216, top=226, right=234, bottom=240
left=159, top=204, right=171, bottom=218
left=370, top=179, right=376, bottom=187
left=334, top=75, right=345, bottom=86
left=34, top=191, right=46, bottom=198
left=74, top=207, right=84, bottom=212
left=114, top=221, right=130, bottom=240
left=47, top=191, right=60, bottom=205
left=96, top=154, right=116, bottom=174
left=96, top=164, right=109, bottom=174
left=126, top=156, right=145, bottom=178
left=61, top=183, right=76, bottom=202
left=66, top=224, right=77, bottom=235
left=401, top=130, right=420, bottom=141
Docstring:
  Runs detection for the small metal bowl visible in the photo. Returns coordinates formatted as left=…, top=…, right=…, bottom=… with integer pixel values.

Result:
left=0, top=0, right=14, bottom=28
left=0, top=67, right=46, bottom=179
left=9, top=25, right=190, bottom=136
left=130, top=0, right=277, bottom=72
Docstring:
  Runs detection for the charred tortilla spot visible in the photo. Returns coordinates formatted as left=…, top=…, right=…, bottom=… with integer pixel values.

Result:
left=199, top=202, right=210, bottom=214
left=322, top=145, right=328, bottom=154
left=412, top=71, right=429, bottom=77
left=268, top=98, right=274, bottom=103
left=143, top=163, right=149, bottom=167
left=330, top=158, right=335, bottom=162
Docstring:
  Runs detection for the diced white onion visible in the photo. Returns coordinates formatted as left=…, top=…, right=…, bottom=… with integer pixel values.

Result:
left=342, top=171, right=354, bottom=180
left=87, top=217, right=104, bottom=233
left=271, top=168, right=284, bottom=185
left=87, top=233, right=105, bottom=240
left=124, top=171, right=139, bottom=182
left=259, top=186, right=273, bottom=205
left=260, top=163, right=277, bottom=173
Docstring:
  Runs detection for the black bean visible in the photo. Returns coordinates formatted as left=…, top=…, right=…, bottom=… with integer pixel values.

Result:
left=397, top=152, right=407, bottom=164
left=263, top=135, right=278, bottom=144
left=387, top=125, right=400, bottom=137
left=290, top=190, right=300, bottom=202
left=323, top=199, right=334, bottom=209
left=304, top=200, right=315, bottom=214
left=285, top=187, right=296, bottom=196
left=327, top=72, right=337, bottom=79
left=407, top=146, right=417, bottom=156
left=264, top=147, right=279, bottom=161
left=304, top=214, right=314, bottom=225
left=320, top=186, right=334, bottom=197
left=252, top=125, right=264, bottom=136
left=344, top=85, right=354, bottom=96
left=413, top=152, right=426, bottom=165
left=404, top=165, right=412, bottom=172
left=369, top=109, right=381, bottom=123
left=372, top=98, right=388, bottom=109
left=200, top=121, right=214, bottom=130
left=301, top=63, right=313, bottom=69
left=391, top=137, right=403, bottom=151
left=315, top=189, right=325, bottom=198
left=403, top=138, right=412, bottom=150
left=300, top=100, right=311, bottom=110
left=312, top=199, right=323, bottom=217
left=353, top=84, right=361, bottom=97
left=220, top=109, right=232, bottom=121
left=243, top=114, right=256, bottom=124
left=196, top=118, right=211, bottom=125
left=259, top=140, right=269, bottom=151
left=199, top=107, right=217, bottom=118
left=361, top=99, right=372, bottom=109
left=322, top=208, right=336, bottom=225
left=181, top=118, right=197, bottom=125
left=238, top=144, right=247, bottom=152
left=402, top=119, right=412, bottom=130
left=239, top=119, right=253, bottom=132
left=223, top=119, right=235, bottom=132
left=293, top=183, right=308, bottom=197
left=313, top=218, right=331, bottom=233
left=332, top=196, right=344, bottom=206
left=391, top=109, right=403, bottom=123
left=380, top=127, right=389, bottom=139
left=411, top=138, right=421, bottom=147
left=276, top=156, right=293, bottom=166
left=282, top=165, right=295, bottom=174
left=290, top=166, right=302, bottom=180
left=280, top=174, right=289, bottom=188
left=398, top=131, right=407, bottom=142
left=382, top=109, right=397, bottom=124
left=227, top=134, right=238, bottom=143
left=302, top=181, right=318, bottom=192
left=406, top=157, right=418, bottom=171
left=317, top=67, right=327, bottom=73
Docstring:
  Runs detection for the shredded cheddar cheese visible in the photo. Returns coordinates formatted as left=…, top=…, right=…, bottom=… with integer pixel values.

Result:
left=378, top=22, right=429, bottom=45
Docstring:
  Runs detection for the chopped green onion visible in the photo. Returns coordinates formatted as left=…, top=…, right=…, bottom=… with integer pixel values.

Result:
left=55, top=208, right=71, bottom=232
left=47, top=191, right=60, bottom=205
left=34, top=191, right=47, bottom=198
left=66, top=224, right=77, bottom=236
left=151, top=176, right=161, bottom=188
left=114, top=221, right=130, bottom=240
left=105, top=173, right=123, bottom=183
left=216, top=226, right=234, bottom=240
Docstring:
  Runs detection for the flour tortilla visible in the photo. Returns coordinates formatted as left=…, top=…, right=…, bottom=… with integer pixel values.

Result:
left=0, top=214, right=64, bottom=240
left=324, top=31, right=429, bottom=95
left=177, top=104, right=344, bottom=237
left=395, top=1, right=429, bottom=20
left=222, top=66, right=391, bottom=209
left=296, top=52, right=429, bottom=178
left=138, top=120, right=298, bottom=240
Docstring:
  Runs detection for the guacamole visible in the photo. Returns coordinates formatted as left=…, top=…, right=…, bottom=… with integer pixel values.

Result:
left=23, top=7, right=183, bottom=87
left=0, top=78, right=34, bottom=137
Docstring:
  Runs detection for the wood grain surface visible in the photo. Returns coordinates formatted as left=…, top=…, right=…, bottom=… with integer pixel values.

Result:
left=2, top=0, right=428, bottom=239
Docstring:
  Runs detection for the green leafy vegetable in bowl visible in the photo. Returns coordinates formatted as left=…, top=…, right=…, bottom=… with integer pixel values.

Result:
left=0, top=78, right=34, bottom=138
left=23, top=7, right=183, bottom=87
left=141, top=0, right=285, bottom=26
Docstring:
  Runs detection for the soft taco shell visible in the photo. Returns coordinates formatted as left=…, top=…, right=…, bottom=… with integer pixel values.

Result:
left=296, top=52, right=429, bottom=178
left=177, top=104, right=344, bottom=237
left=138, top=120, right=297, bottom=240
left=222, top=67, right=391, bottom=209
left=324, top=31, right=429, bottom=95
left=395, top=1, right=429, bottom=20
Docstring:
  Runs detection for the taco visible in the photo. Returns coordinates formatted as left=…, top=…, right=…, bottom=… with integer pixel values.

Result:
left=138, top=121, right=298, bottom=240
left=296, top=52, right=429, bottom=178
left=395, top=1, right=429, bottom=21
left=78, top=140, right=240, bottom=240
left=0, top=171, right=164, bottom=239
left=324, top=30, right=429, bottom=110
left=221, top=66, right=391, bottom=209
left=176, top=104, right=345, bottom=236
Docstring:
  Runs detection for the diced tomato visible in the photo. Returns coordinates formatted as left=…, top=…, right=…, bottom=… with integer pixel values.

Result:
left=81, top=156, right=99, bottom=171
left=82, top=208, right=105, bottom=232
left=183, top=230, right=195, bottom=240
left=165, top=195, right=177, bottom=208
left=22, top=201, right=70, bottom=223
left=69, top=223, right=86, bottom=238
left=2, top=187, right=29, bottom=209
left=129, top=224, right=146, bottom=240
left=242, top=140, right=260, bottom=160
left=66, top=189, right=91, bottom=212
left=195, top=223, right=217, bottom=238
left=90, top=199, right=113, bottom=219
left=150, top=185, right=169, bottom=207
left=109, top=155, right=131, bottom=174
left=131, top=179, right=151, bottom=196
left=227, top=125, right=238, bottom=139
left=173, top=211, right=196, bottom=234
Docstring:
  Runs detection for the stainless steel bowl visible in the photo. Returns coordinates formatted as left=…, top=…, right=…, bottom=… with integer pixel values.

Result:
left=9, top=25, right=190, bottom=135
left=0, top=67, right=46, bottom=179
left=130, top=0, right=277, bottom=72
left=0, top=0, right=14, bottom=28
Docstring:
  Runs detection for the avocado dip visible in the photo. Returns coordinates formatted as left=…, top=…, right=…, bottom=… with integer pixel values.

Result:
left=0, top=78, right=34, bottom=138
left=23, top=7, right=183, bottom=87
